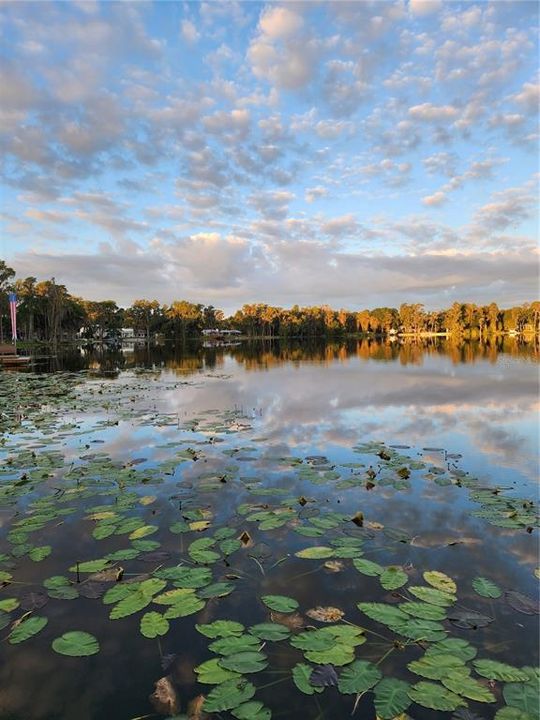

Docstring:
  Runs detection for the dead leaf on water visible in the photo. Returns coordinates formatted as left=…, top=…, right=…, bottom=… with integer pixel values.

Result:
left=306, top=606, right=345, bottom=623
left=271, top=610, right=305, bottom=631
left=149, top=676, right=180, bottom=716
left=324, top=560, right=344, bottom=573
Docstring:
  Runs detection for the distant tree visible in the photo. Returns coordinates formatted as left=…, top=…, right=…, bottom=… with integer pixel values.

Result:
left=126, top=299, right=161, bottom=342
left=166, top=300, right=204, bottom=341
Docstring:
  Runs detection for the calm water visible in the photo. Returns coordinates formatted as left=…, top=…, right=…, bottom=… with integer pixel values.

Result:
left=0, top=339, right=538, bottom=720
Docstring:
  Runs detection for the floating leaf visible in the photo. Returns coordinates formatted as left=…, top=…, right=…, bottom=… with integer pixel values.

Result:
left=219, top=651, right=268, bottom=674
left=196, top=620, right=245, bottom=639
left=306, top=665, right=336, bottom=688
left=495, top=707, right=535, bottom=720
left=505, top=591, right=539, bottom=615
left=393, top=618, right=446, bottom=642
left=232, top=700, right=271, bottom=720
left=408, top=681, right=467, bottom=711
left=357, top=602, right=408, bottom=627
left=195, top=658, right=241, bottom=684
left=0, top=598, right=19, bottom=612
left=155, top=566, right=212, bottom=588
left=203, top=679, right=256, bottom=712
left=442, top=673, right=496, bottom=702
left=52, top=631, right=100, bottom=656
left=448, top=609, right=493, bottom=629
left=472, top=577, right=502, bottom=598
left=198, top=582, right=235, bottom=599
left=338, top=660, right=382, bottom=694
left=473, top=659, right=530, bottom=682
left=163, top=593, right=205, bottom=618
left=305, top=644, right=355, bottom=666
left=401, top=602, right=447, bottom=621
left=210, top=634, right=261, bottom=656
left=295, top=546, right=334, bottom=559
left=380, top=566, right=408, bottom=590
left=408, top=653, right=466, bottom=680
left=129, top=524, right=158, bottom=540
left=248, top=623, right=290, bottom=641
left=409, top=586, right=456, bottom=607
left=426, top=638, right=477, bottom=661
left=423, top=571, right=457, bottom=595
left=8, top=616, right=48, bottom=644
left=69, top=559, right=111, bottom=573
left=292, top=663, right=324, bottom=695
left=504, top=681, right=539, bottom=718
left=373, top=678, right=412, bottom=719
left=140, top=612, right=169, bottom=639
left=261, top=595, right=299, bottom=613
left=29, top=545, right=52, bottom=562
left=353, top=558, right=383, bottom=576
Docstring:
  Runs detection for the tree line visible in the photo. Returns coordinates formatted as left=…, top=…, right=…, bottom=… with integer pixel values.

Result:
left=1, top=261, right=538, bottom=343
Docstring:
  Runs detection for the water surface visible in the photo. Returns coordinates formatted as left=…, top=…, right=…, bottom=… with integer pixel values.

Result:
left=0, top=339, right=538, bottom=720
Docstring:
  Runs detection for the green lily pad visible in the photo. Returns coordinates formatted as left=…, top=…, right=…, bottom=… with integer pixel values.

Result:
left=373, top=678, right=411, bottom=719
left=8, top=616, right=48, bottom=644
left=210, top=634, right=261, bottom=655
left=231, top=700, right=271, bottom=720
left=472, top=577, right=502, bottom=599
left=408, top=681, right=467, bottom=711
left=295, top=546, right=334, bottom=559
left=248, top=623, right=290, bottom=641
left=353, top=558, right=383, bottom=576
left=338, top=660, right=382, bottom=694
left=261, top=595, right=299, bottom=613
left=219, top=651, right=268, bottom=674
left=474, top=659, right=530, bottom=682
left=29, top=545, right=52, bottom=562
left=203, top=679, right=256, bottom=712
left=292, top=663, right=324, bottom=695
left=408, top=586, right=457, bottom=606
left=195, top=658, right=241, bottom=684
left=442, top=672, right=496, bottom=702
left=380, top=566, right=408, bottom=590
left=52, top=631, right=100, bottom=656
left=196, top=620, right=245, bottom=639
left=140, top=612, right=169, bottom=639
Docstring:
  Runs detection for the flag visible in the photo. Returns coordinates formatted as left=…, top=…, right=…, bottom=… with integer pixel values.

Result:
left=8, top=292, right=17, bottom=341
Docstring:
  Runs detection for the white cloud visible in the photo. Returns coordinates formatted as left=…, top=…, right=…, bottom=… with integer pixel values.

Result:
left=422, top=191, right=447, bottom=206
left=409, top=103, right=459, bottom=121
left=409, top=0, right=442, bottom=17
left=259, top=6, right=304, bottom=39
left=181, top=19, right=200, bottom=45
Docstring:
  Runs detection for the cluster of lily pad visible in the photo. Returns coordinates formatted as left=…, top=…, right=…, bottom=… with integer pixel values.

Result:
left=0, top=371, right=538, bottom=719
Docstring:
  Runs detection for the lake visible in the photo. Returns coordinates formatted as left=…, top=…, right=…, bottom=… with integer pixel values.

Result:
left=0, top=338, right=538, bottom=720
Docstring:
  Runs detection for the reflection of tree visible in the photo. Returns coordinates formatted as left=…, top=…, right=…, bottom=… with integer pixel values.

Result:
left=34, top=333, right=540, bottom=375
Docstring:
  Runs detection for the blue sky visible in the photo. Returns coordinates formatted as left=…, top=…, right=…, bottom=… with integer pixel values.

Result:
left=0, top=0, right=538, bottom=311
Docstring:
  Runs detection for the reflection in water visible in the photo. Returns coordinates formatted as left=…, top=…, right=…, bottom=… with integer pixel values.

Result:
left=1, top=338, right=537, bottom=720
left=35, top=335, right=539, bottom=377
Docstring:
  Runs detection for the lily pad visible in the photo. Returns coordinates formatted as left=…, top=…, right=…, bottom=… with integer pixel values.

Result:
left=408, top=681, right=467, bottom=711
left=52, top=631, right=100, bottom=656
left=338, top=660, right=382, bottom=694
left=8, top=616, right=48, bottom=644
left=374, top=678, right=412, bottom=719
left=261, top=595, right=299, bottom=613
left=203, top=679, right=256, bottom=712
left=140, top=612, right=169, bottom=639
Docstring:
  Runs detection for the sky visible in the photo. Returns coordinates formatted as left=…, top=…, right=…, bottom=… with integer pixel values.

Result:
left=0, top=0, right=538, bottom=313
